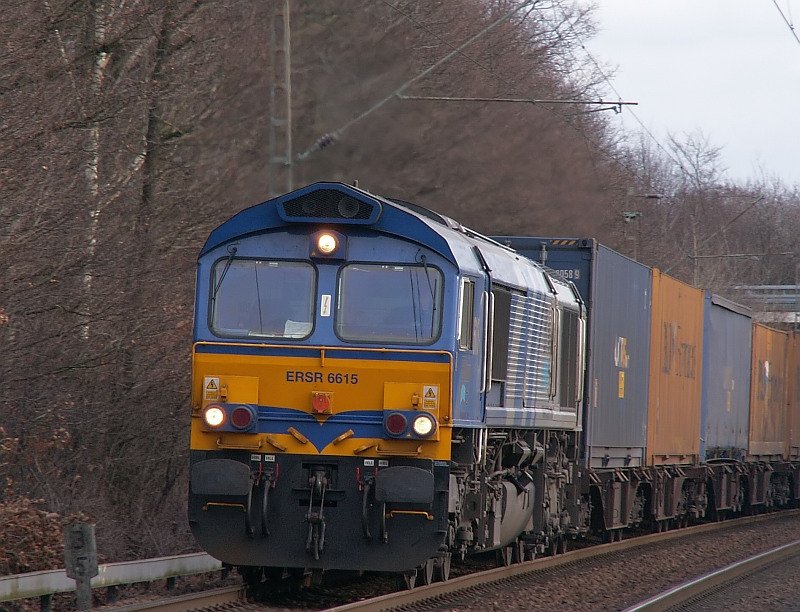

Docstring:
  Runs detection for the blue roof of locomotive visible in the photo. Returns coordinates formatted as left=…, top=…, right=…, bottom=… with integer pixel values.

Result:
left=200, top=182, right=456, bottom=262
left=200, top=182, right=566, bottom=299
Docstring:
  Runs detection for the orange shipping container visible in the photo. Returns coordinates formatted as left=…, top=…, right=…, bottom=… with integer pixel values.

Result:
left=748, top=324, right=790, bottom=460
left=647, top=270, right=704, bottom=466
left=784, top=331, right=800, bottom=460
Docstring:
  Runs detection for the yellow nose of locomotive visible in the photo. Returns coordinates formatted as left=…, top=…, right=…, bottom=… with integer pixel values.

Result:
left=190, top=345, right=451, bottom=458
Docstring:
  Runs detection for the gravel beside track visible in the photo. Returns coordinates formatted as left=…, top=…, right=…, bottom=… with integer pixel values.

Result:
left=378, top=513, right=800, bottom=612
left=672, top=544, right=800, bottom=612
left=87, top=511, right=800, bottom=611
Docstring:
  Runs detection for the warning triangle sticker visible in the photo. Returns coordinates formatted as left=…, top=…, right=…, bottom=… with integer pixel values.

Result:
left=206, top=380, right=218, bottom=390
left=425, top=387, right=436, bottom=398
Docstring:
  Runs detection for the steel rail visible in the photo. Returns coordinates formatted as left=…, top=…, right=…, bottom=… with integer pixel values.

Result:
left=109, top=585, right=245, bottom=611
left=624, top=538, right=800, bottom=611
left=325, top=510, right=800, bottom=612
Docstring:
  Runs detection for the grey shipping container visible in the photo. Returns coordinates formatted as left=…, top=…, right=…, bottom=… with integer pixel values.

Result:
left=700, top=293, right=752, bottom=461
left=491, top=237, right=651, bottom=468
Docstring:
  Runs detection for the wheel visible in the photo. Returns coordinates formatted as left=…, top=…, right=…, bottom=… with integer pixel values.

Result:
left=511, top=540, right=525, bottom=564
left=310, top=568, right=324, bottom=586
left=239, top=566, right=264, bottom=588
left=558, top=535, right=569, bottom=554
left=433, top=553, right=452, bottom=582
left=548, top=536, right=558, bottom=556
left=497, top=545, right=514, bottom=566
left=523, top=544, right=537, bottom=561
left=604, top=529, right=622, bottom=543
left=419, top=558, right=435, bottom=586
left=400, top=569, right=417, bottom=590
left=288, top=568, right=306, bottom=592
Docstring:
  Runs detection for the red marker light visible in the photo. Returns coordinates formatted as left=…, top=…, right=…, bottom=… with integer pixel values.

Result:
left=385, top=412, right=408, bottom=436
left=231, top=406, right=255, bottom=429
left=312, top=392, right=332, bottom=414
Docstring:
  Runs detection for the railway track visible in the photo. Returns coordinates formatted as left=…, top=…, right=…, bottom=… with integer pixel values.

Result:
left=108, top=585, right=245, bottom=611
left=111, top=510, right=800, bottom=611
left=328, top=510, right=800, bottom=612
left=625, top=538, right=800, bottom=611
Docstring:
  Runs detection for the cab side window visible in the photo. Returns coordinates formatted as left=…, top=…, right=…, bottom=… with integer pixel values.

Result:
left=558, top=308, right=581, bottom=406
left=491, top=285, right=512, bottom=381
left=458, top=279, right=475, bottom=350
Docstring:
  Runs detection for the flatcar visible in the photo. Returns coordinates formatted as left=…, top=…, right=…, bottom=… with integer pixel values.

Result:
left=188, top=182, right=800, bottom=588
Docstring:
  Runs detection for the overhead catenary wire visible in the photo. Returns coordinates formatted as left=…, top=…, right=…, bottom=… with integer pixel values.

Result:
left=689, top=251, right=795, bottom=259
left=396, top=94, right=637, bottom=112
left=556, top=2, right=774, bottom=275
left=380, top=0, right=651, bottom=180
left=376, top=0, right=538, bottom=95
left=295, top=0, right=536, bottom=161
left=376, top=0, right=600, bottom=114
left=297, top=0, right=754, bottom=235
left=661, top=195, right=766, bottom=275
left=351, top=0, right=644, bottom=180
left=695, top=195, right=765, bottom=251
left=298, top=0, right=640, bottom=180
left=551, top=0, right=771, bottom=279
left=772, top=0, right=800, bottom=47
left=418, top=1, right=769, bottom=276
left=551, top=0, right=696, bottom=182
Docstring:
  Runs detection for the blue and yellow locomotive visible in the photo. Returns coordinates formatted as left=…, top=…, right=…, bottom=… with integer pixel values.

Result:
left=188, top=182, right=586, bottom=585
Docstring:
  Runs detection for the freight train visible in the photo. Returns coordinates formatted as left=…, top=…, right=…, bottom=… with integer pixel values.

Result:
left=188, top=182, right=800, bottom=588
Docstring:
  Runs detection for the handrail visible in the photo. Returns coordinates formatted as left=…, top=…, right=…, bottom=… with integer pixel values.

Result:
left=0, top=552, right=222, bottom=604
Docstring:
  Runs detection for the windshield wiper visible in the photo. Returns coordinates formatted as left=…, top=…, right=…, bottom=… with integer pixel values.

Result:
left=417, top=253, right=437, bottom=337
left=212, top=244, right=238, bottom=301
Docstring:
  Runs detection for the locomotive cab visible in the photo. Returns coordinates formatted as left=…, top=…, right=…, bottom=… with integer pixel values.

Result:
left=189, top=184, right=462, bottom=580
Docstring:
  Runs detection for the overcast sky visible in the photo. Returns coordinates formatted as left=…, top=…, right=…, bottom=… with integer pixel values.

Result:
left=582, top=1, right=800, bottom=186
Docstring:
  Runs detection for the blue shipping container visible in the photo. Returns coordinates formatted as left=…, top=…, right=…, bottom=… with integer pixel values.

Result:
left=700, top=293, right=752, bottom=461
left=492, top=237, right=651, bottom=468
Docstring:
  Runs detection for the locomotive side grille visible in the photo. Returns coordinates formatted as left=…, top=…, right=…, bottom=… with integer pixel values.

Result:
left=281, top=190, right=376, bottom=221
left=506, top=292, right=553, bottom=407
left=506, top=296, right=528, bottom=404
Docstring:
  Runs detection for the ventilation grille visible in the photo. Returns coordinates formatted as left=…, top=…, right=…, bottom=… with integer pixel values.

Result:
left=281, top=189, right=376, bottom=221
left=506, top=291, right=555, bottom=408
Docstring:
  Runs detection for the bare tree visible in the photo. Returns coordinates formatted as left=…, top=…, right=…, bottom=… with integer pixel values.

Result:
left=1, top=0, right=273, bottom=559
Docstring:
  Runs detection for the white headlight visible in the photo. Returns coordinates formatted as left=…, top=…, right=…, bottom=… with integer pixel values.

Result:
left=412, top=414, right=435, bottom=436
left=317, top=233, right=337, bottom=254
left=204, top=406, right=225, bottom=427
